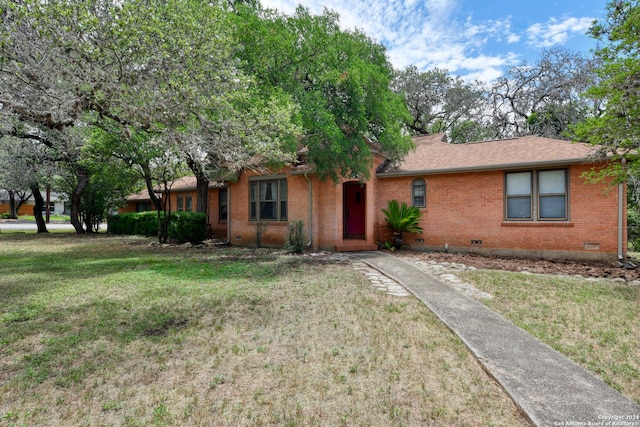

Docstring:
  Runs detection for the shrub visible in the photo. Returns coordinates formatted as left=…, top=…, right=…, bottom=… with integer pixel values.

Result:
left=168, top=212, right=206, bottom=243
left=381, top=200, right=423, bottom=249
left=284, top=220, right=306, bottom=253
left=108, top=211, right=206, bottom=243
left=108, top=212, right=158, bottom=236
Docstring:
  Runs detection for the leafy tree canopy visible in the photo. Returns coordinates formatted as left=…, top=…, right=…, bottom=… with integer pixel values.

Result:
left=572, top=0, right=640, bottom=182
left=231, top=4, right=413, bottom=181
left=391, top=66, right=490, bottom=142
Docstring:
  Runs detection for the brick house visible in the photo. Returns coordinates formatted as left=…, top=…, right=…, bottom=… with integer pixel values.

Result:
left=121, top=133, right=625, bottom=261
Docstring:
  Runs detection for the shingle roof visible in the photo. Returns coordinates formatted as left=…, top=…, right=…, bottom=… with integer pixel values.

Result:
left=166, top=175, right=225, bottom=191
left=379, top=133, right=600, bottom=176
left=125, top=176, right=225, bottom=202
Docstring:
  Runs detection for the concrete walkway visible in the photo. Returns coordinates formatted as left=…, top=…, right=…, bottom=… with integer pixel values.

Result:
left=350, top=251, right=640, bottom=427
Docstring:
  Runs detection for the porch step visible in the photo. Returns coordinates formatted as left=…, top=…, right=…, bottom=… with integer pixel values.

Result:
left=335, top=243, right=378, bottom=252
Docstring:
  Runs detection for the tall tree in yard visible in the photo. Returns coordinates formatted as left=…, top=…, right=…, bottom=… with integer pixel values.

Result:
left=232, top=5, right=413, bottom=181
left=0, top=137, right=57, bottom=232
left=1, top=0, right=298, bottom=236
left=489, top=48, right=599, bottom=140
left=0, top=1, right=92, bottom=232
left=391, top=66, right=491, bottom=142
left=572, top=0, right=640, bottom=181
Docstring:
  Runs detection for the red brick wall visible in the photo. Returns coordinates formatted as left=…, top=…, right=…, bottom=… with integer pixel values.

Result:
left=225, top=167, right=381, bottom=250
left=227, top=172, right=289, bottom=247
left=118, top=203, right=137, bottom=214
left=376, top=164, right=623, bottom=260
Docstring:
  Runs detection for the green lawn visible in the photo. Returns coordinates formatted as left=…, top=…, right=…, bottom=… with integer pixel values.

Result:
left=460, top=269, right=640, bottom=404
left=15, top=214, right=72, bottom=222
left=0, top=235, right=529, bottom=427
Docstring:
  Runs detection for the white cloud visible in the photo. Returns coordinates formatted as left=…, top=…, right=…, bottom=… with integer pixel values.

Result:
left=526, top=16, right=594, bottom=48
left=255, top=1, right=593, bottom=81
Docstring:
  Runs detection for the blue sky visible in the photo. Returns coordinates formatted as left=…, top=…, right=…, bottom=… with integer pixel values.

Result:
left=258, top=0, right=608, bottom=82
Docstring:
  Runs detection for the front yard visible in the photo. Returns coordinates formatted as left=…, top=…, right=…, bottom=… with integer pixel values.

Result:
left=0, top=235, right=528, bottom=427
left=460, top=268, right=640, bottom=404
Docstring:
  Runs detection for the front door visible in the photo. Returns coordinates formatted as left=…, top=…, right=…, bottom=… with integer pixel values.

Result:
left=344, top=182, right=366, bottom=238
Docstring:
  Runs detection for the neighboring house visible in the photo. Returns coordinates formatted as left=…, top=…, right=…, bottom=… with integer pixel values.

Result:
left=119, top=175, right=227, bottom=237
left=122, top=134, right=625, bottom=261
left=0, top=189, right=67, bottom=215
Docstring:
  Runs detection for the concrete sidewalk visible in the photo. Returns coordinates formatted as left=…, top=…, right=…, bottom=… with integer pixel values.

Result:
left=350, top=251, right=640, bottom=427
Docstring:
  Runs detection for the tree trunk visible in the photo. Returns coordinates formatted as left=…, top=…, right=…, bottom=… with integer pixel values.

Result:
left=30, top=185, right=48, bottom=233
left=15, top=190, right=32, bottom=217
left=195, top=174, right=209, bottom=216
left=8, top=190, right=17, bottom=219
left=142, top=167, right=169, bottom=243
left=186, top=156, right=209, bottom=216
left=83, top=212, right=93, bottom=233
left=70, top=167, right=89, bottom=234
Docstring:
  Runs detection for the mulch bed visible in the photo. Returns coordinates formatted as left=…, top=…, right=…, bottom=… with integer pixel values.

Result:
left=392, top=250, right=640, bottom=282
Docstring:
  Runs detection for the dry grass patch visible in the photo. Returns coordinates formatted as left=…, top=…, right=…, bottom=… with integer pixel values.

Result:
left=460, top=269, right=640, bottom=404
left=1, top=235, right=529, bottom=426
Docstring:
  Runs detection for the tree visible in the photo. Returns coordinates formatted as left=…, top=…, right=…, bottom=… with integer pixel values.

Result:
left=489, top=48, right=599, bottom=139
left=0, top=137, right=57, bottom=232
left=0, top=0, right=108, bottom=233
left=1, top=0, right=299, bottom=231
left=391, top=66, right=489, bottom=142
left=0, top=140, right=33, bottom=219
left=89, top=121, right=187, bottom=242
left=57, top=142, right=140, bottom=232
left=232, top=5, right=412, bottom=181
left=572, top=1, right=640, bottom=181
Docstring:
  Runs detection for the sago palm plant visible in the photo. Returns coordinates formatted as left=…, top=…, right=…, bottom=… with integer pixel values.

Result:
left=381, top=199, right=424, bottom=249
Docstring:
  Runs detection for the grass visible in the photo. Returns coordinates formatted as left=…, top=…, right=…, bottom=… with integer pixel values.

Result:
left=0, top=234, right=529, bottom=426
left=460, top=269, right=640, bottom=404
left=17, top=214, right=71, bottom=222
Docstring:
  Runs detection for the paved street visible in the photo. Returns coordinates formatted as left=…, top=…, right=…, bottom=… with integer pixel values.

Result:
left=0, top=220, right=76, bottom=232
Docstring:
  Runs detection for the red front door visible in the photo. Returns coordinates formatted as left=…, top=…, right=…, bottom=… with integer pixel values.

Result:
left=344, top=183, right=366, bottom=238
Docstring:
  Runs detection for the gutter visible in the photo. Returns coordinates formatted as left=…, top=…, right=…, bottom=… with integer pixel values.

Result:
left=618, top=158, right=627, bottom=261
left=377, top=158, right=594, bottom=178
left=304, top=173, right=313, bottom=248
left=225, top=184, right=231, bottom=245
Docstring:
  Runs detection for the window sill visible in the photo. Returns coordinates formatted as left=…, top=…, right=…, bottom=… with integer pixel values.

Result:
left=501, top=221, right=573, bottom=227
left=247, top=221, right=288, bottom=226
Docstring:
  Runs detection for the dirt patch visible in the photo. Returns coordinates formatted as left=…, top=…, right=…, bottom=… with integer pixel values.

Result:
left=392, top=250, right=640, bottom=282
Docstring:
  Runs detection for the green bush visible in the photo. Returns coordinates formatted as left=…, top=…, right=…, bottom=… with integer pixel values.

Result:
left=168, top=212, right=206, bottom=243
left=108, top=211, right=206, bottom=243
left=284, top=220, right=306, bottom=253
left=381, top=200, right=423, bottom=249
left=0, top=212, right=10, bottom=219
left=108, top=211, right=158, bottom=236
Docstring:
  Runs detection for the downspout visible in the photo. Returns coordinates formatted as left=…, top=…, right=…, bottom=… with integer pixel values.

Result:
left=618, top=158, right=627, bottom=261
left=225, top=184, right=231, bottom=244
left=304, top=172, right=313, bottom=248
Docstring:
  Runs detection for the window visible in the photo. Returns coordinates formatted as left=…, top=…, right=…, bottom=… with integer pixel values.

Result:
left=505, top=172, right=532, bottom=219
left=177, top=194, right=192, bottom=212
left=412, top=178, right=426, bottom=207
left=505, top=170, right=567, bottom=220
left=219, top=189, right=228, bottom=222
left=136, top=202, right=152, bottom=212
left=250, top=178, right=287, bottom=221
left=538, top=170, right=566, bottom=219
